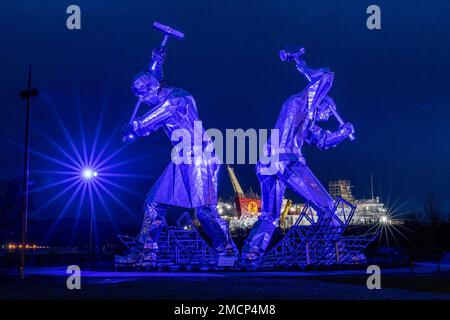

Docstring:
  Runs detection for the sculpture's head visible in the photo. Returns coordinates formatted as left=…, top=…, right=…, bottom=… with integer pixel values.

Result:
left=131, top=72, right=162, bottom=105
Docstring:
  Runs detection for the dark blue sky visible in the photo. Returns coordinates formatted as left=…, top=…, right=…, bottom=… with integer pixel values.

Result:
left=1, top=0, right=450, bottom=224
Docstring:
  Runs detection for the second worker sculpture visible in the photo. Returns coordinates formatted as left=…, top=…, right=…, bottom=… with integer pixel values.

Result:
left=242, top=46, right=355, bottom=262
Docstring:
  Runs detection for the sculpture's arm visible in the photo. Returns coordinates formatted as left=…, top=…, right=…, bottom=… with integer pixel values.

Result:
left=306, top=123, right=354, bottom=151
left=295, top=60, right=331, bottom=83
left=292, top=60, right=334, bottom=109
left=149, top=46, right=166, bottom=81
left=132, top=100, right=177, bottom=137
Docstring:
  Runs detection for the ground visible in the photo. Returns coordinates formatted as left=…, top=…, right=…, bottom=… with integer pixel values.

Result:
left=1, top=263, right=450, bottom=300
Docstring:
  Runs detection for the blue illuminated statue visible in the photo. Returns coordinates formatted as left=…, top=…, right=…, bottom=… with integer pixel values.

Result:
left=242, top=47, right=355, bottom=261
left=118, top=23, right=237, bottom=265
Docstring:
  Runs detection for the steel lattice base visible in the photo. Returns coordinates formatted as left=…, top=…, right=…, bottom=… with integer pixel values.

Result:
left=115, top=198, right=376, bottom=270
left=256, top=198, right=377, bottom=269
left=115, top=212, right=219, bottom=269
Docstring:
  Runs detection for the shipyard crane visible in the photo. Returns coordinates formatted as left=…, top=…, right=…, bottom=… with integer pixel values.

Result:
left=227, top=165, right=244, bottom=197
left=226, top=166, right=261, bottom=217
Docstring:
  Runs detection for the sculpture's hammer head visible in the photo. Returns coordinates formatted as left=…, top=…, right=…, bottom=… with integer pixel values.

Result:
left=153, top=22, right=184, bottom=46
left=279, top=46, right=305, bottom=62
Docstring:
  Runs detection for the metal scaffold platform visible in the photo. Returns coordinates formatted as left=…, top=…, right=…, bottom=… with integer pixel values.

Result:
left=116, top=198, right=376, bottom=270
left=116, top=212, right=218, bottom=269
left=259, top=198, right=377, bottom=269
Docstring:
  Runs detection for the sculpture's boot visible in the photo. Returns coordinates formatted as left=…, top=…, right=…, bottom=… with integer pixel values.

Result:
left=196, top=205, right=239, bottom=259
left=241, top=216, right=277, bottom=267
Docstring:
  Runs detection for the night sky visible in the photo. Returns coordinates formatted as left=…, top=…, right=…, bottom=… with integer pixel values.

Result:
left=1, top=1, right=450, bottom=242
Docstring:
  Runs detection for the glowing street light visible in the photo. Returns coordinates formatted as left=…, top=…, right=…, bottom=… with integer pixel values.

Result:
left=23, top=95, right=146, bottom=260
left=82, top=168, right=98, bottom=180
left=380, top=215, right=388, bottom=223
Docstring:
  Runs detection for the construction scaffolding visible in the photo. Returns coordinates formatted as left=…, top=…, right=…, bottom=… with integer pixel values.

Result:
left=329, top=180, right=355, bottom=202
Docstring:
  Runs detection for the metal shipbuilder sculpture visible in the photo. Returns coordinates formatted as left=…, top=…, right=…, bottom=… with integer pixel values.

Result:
left=119, top=23, right=237, bottom=264
left=242, top=47, right=355, bottom=261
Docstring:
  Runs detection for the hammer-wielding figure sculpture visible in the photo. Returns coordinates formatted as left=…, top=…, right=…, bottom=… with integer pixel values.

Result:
left=242, top=47, right=355, bottom=262
left=118, top=22, right=237, bottom=265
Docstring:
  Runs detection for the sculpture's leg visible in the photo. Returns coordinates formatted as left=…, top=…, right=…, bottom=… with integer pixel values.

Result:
left=283, top=161, right=346, bottom=263
left=282, top=161, right=340, bottom=225
left=196, top=205, right=238, bottom=256
left=242, top=169, right=286, bottom=260
left=137, top=199, right=168, bottom=263
left=115, top=199, right=167, bottom=266
left=138, top=200, right=168, bottom=243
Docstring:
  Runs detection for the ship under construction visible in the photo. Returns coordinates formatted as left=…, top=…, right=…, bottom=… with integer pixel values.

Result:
left=220, top=166, right=389, bottom=228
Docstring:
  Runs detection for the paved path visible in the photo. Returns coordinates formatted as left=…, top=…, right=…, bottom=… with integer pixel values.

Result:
left=9, top=262, right=449, bottom=278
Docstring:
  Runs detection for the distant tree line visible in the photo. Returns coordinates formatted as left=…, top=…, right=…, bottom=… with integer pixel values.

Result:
left=400, top=193, right=450, bottom=252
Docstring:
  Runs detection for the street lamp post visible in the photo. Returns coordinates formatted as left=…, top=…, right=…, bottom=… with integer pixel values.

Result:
left=19, top=65, right=38, bottom=279
left=82, top=168, right=97, bottom=256
left=89, top=206, right=94, bottom=255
